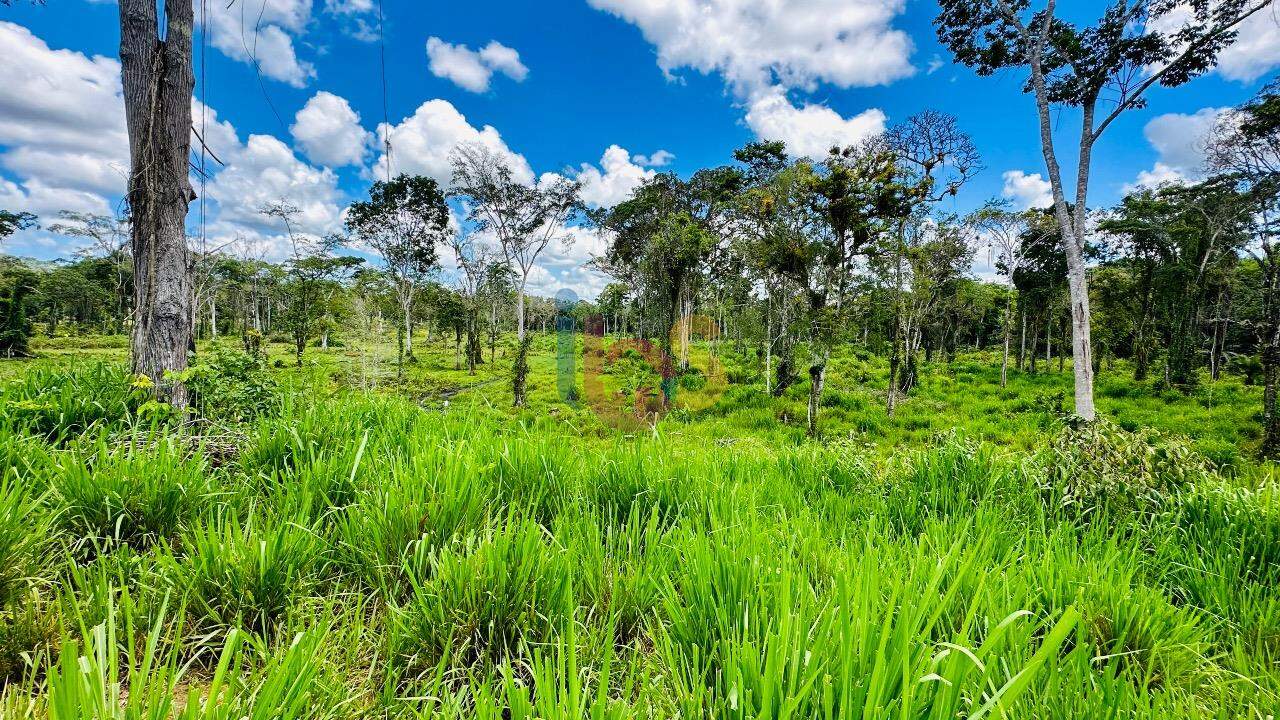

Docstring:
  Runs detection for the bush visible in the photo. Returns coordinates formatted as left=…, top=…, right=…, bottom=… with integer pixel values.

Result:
left=178, top=345, right=279, bottom=423
left=1041, top=418, right=1213, bottom=519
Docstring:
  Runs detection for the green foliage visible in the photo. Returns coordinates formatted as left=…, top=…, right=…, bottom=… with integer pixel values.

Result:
left=0, top=341, right=1277, bottom=717
left=51, top=433, right=217, bottom=553
left=1042, top=418, right=1213, bottom=518
left=178, top=345, right=279, bottom=423
left=161, top=512, right=324, bottom=637
left=390, top=520, right=570, bottom=676
left=0, top=479, right=47, bottom=608
left=0, top=364, right=145, bottom=439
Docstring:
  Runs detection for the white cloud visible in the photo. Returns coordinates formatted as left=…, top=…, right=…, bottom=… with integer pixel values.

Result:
left=426, top=37, right=528, bottom=93
left=371, top=99, right=533, bottom=186
left=586, top=0, right=913, bottom=95
left=522, top=224, right=612, bottom=300
left=1001, top=170, right=1053, bottom=210
left=324, top=0, right=372, bottom=14
left=0, top=21, right=128, bottom=250
left=478, top=42, right=529, bottom=82
left=291, top=91, right=373, bottom=167
left=574, top=145, right=656, bottom=208
left=744, top=88, right=886, bottom=159
left=1146, top=4, right=1280, bottom=84
left=193, top=100, right=346, bottom=259
left=0, top=177, right=111, bottom=219
left=926, top=55, right=945, bottom=75
left=206, top=133, right=344, bottom=238
left=1215, top=7, right=1280, bottom=82
left=203, top=0, right=316, bottom=87
left=633, top=149, right=675, bottom=167
left=1126, top=107, right=1229, bottom=191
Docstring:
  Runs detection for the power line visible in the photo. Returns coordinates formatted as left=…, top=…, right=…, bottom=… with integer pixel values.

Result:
left=378, top=0, right=392, bottom=182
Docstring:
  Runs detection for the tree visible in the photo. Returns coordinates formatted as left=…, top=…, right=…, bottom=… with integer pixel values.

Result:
left=971, top=202, right=1035, bottom=386
left=345, top=174, right=449, bottom=361
left=882, top=112, right=982, bottom=409
left=120, top=0, right=197, bottom=407
left=48, top=211, right=132, bottom=332
left=1207, top=80, right=1280, bottom=455
left=450, top=143, right=580, bottom=407
left=262, top=201, right=362, bottom=366
left=0, top=211, right=36, bottom=246
left=1101, top=181, right=1250, bottom=388
left=935, top=0, right=1275, bottom=420
left=444, top=229, right=497, bottom=376
left=0, top=263, right=36, bottom=357
left=741, top=141, right=917, bottom=435
left=480, top=262, right=515, bottom=364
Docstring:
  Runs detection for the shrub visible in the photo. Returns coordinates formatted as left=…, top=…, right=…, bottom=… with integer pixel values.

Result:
left=178, top=345, right=279, bottom=423
left=1041, top=418, right=1213, bottom=519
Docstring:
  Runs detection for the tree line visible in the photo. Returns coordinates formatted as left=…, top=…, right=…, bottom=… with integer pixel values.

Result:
left=0, top=0, right=1277, bottom=449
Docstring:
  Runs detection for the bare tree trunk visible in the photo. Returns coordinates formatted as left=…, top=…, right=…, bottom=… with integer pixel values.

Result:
left=765, top=296, right=772, bottom=395
left=1018, top=310, right=1027, bottom=371
left=121, top=0, right=194, bottom=407
left=403, top=300, right=413, bottom=357
left=1001, top=290, right=1014, bottom=388
left=1045, top=312, right=1052, bottom=368
left=1026, top=17, right=1096, bottom=420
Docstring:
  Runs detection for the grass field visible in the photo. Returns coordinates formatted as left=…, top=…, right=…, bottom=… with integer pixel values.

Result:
left=1, top=334, right=1277, bottom=718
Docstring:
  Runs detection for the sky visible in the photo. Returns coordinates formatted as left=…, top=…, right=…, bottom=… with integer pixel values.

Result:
left=0, top=0, right=1277, bottom=299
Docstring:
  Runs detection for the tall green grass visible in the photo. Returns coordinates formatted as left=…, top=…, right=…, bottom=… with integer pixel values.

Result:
left=0, top=358, right=1277, bottom=717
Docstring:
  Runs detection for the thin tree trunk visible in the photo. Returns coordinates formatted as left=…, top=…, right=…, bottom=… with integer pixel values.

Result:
left=1026, top=8, right=1096, bottom=420
left=121, top=0, right=194, bottom=407
left=1001, top=290, right=1014, bottom=388
left=403, top=300, right=413, bottom=357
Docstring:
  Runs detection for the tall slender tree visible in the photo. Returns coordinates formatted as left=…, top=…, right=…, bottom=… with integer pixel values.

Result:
left=345, top=174, right=449, bottom=363
left=935, top=0, right=1276, bottom=420
left=450, top=143, right=580, bottom=407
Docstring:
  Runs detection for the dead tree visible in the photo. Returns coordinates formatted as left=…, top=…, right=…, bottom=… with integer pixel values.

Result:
left=120, top=0, right=196, bottom=406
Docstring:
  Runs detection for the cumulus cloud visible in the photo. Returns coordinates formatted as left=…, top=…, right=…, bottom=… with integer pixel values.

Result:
left=291, top=91, right=373, bottom=167
left=1126, top=107, right=1229, bottom=191
left=206, top=134, right=344, bottom=240
left=0, top=22, right=128, bottom=251
left=1001, top=170, right=1053, bottom=210
left=587, top=0, right=913, bottom=95
left=1215, top=7, right=1280, bottom=82
left=426, top=37, right=529, bottom=93
left=744, top=88, right=886, bottom=159
left=574, top=145, right=656, bottom=208
left=522, top=224, right=612, bottom=300
left=371, top=99, right=533, bottom=186
left=632, top=149, right=675, bottom=167
left=1146, top=4, right=1280, bottom=84
left=203, top=0, right=316, bottom=87
left=324, top=0, right=372, bottom=14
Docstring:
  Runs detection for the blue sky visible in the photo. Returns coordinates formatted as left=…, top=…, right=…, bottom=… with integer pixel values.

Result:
left=1, top=0, right=1277, bottom=297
